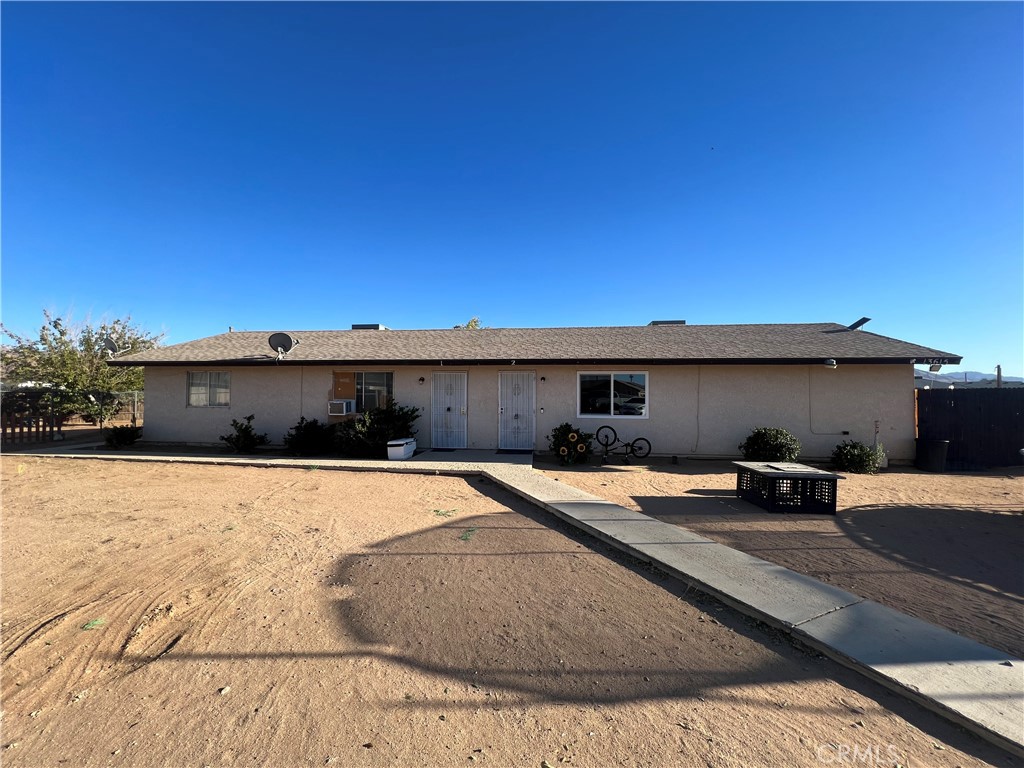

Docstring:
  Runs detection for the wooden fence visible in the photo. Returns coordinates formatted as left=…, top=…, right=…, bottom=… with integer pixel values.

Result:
left=917, top=388, right=1024, bottom=469
left=1, top=411, right=59, bottom=444
left=1, top=389, right=60, bottom=445
left=1, top=389, right=144, bottom=446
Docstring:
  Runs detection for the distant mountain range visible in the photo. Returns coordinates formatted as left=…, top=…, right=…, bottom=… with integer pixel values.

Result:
left=915, top=369, right=1024, bottom=387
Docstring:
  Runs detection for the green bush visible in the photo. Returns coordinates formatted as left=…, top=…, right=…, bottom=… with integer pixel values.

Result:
left=738, top=427, right=801, bottom=462
left=220, top=414, right=270, bottom=454
left=104, top=425, right=142, bottom=449
left=547, top=422, right=594, bottom=465
left=831, top=440, right=885, bottom=474
left=283, top=417, right=336, bottom=456
left=336, top=402, right=421, bottom=459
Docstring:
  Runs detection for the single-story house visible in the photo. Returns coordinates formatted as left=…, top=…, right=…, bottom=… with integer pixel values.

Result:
left=110, top=321, right=961, bottom=462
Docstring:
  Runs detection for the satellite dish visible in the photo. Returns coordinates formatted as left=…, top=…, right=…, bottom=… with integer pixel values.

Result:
left=268, top=332, right=299, bottom=361
left=102, top=337, right=132, bottom=359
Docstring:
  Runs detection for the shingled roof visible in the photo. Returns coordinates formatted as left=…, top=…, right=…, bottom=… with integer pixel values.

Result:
left=109, top=323, right=961, bottom=367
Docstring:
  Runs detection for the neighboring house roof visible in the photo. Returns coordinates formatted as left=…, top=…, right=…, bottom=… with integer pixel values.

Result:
left=109, top=323, right=962, bottom=367
left=938, top=380, right=1024, bottom=389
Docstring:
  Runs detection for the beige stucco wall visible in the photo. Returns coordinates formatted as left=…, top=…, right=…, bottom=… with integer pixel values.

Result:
left=143, top=363, right=916, bottom=461
left=143, top=366, right=427, bottom=445
left=532, top=364, right=914, bottom=461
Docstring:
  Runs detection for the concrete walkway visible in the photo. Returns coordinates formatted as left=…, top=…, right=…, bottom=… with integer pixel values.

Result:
left=9, top=444, right=1023, bottom=757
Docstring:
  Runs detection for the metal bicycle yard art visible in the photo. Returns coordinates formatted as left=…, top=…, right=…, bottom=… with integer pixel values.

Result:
left=595, top=425, right=651, bottom=464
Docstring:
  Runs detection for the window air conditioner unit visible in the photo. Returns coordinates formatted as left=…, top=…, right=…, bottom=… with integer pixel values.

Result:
left=328, top=399, right=356, bottom=416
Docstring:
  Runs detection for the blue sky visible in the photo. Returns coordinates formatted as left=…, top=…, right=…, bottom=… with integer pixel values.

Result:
left=2, top=2, right=1021, bottom=376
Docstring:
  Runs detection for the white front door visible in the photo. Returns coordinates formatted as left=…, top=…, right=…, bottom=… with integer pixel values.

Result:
left=431, top=372, right=468, bottom=449
left=498, top=371, right=536, bottom=450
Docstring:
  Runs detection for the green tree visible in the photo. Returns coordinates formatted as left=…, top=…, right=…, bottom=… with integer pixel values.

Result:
left=1, top=311, right=162, bottom=425
left=454, top=317, right=483, bottom=329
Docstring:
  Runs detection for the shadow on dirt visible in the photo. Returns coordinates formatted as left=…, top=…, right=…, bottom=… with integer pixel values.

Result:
left=628, top=489, right=1024, bottom=658
left=323, top=478, right=1015, bottom=763
left=331, top=508, right=772, bottom=706
left=838, top=504, right=1023, bottom=597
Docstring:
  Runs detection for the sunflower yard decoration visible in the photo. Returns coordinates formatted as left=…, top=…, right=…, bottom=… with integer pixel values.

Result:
left=547, top=423, right=594, bottom=465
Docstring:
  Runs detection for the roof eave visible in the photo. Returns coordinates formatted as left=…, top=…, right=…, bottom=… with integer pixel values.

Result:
left=108, top=355, right=964, bottom=368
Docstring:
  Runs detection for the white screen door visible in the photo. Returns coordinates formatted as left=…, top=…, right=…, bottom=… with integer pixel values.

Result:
left=498, top=371, right=536, bottom=450
left=431, top=372, right=467, bottom=448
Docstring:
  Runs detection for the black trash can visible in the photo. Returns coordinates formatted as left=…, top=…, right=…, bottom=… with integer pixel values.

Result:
left=915, top=438, right=950, bottom=472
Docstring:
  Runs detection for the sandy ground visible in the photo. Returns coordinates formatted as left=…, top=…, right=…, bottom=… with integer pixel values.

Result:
left=0, top=456, right=1019, bottom=767
left=541, top=459, right=1024, bottom=660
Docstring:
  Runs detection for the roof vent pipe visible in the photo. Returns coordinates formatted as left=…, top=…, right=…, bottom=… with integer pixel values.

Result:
left=847, top=317, right=871, bottom=331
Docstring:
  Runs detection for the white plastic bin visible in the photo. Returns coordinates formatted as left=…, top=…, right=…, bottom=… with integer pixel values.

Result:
left=387, top=437, right=416, bottom=461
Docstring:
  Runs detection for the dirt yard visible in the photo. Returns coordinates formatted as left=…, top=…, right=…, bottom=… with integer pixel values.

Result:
left=1, top=457, right=1018, bottom=767
left=541, top=459, right=1024, bottom=660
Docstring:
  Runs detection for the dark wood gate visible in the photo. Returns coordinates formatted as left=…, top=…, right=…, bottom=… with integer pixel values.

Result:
left=0, top=389, right=62, bottom=445
left=917, top=388, right=1024, bottom=469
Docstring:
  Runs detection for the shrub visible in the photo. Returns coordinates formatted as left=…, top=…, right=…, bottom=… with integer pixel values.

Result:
left=220, top=414, right=270, bottom=454
left=547, top=422, right=594, bottom=465
left=335, top=402, right=421, bottom=459
left=831, top=440, right=885, bottom=474
left=738, top=427, right=801, bottom=462
left=283, top=417, right=336, bottom=456
left=104, top=425, right=141, bottom=449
